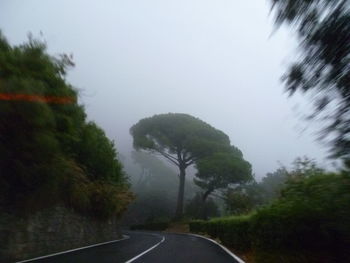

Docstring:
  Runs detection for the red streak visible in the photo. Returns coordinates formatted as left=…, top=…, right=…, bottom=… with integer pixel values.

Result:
left=0, top=93, right=75, bottom=104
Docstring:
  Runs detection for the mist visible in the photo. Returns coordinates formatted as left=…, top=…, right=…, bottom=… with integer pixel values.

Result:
left=0, top=0, right=331, bottom=178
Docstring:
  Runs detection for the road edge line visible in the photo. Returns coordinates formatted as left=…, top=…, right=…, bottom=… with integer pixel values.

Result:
left=124, top=235, right=165, bottom=263
left=15, top=235, right=130, bottom=263
left=185, top=233, right=245, bottom=263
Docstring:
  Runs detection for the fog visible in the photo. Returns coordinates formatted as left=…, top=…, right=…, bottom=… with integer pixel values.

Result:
left=0, top=0, right=332, bottom=178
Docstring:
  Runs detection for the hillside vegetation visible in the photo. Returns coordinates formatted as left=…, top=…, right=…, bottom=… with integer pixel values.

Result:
left=0, top=34, right=133, bottom=219
left=190, top=170, right=350, bottom=262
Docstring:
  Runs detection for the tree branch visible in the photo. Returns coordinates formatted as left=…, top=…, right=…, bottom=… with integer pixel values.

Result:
left=209, top=191, right=228, bottom=201
left=184, top=154, right=193, bottom=163
left=177, top=150, right=183, bottom=163
left=154, top=149, right=180, bottom=166
left=182, top=150, right=189, bottom=162
left=185, top=156, right=200, bottom=167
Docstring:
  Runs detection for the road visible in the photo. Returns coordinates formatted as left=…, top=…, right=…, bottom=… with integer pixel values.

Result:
left=19, top=231, right=242, bottom=263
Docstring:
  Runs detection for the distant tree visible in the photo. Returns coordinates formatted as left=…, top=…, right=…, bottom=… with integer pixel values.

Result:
left=194, top=147, right=253, bottom=203
left=127, top=151, right=179, bottom=223
left=286, top=156, right=325, bottom=184
left=130, top=150, right=179, bottom=192
left=130, top=113, right=230, bottom=219
left=225, top=188, right=256, bottom=215
left=224, top=157, right=326, bottom=216
left=185, top=193, right=219, bottom=220
left=269, top=0, right=350, bottom=162
left=259, top=167, right=289, bottom=202
left=257, top=157, right=323, bottom=204
left=122, top=151, right=200, bottom=225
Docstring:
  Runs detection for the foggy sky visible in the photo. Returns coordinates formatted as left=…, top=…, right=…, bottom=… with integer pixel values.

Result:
left=0, top=0, right=333, bottom=178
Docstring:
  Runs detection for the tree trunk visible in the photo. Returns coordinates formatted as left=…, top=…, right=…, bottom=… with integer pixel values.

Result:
left=200, top=189, right=213, bottom=220
left=202, top=189, right=213, bottom=202
left=174, top=165, right=186, bottom=220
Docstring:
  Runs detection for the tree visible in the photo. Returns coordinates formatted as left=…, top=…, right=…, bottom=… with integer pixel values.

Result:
left=269, top=0, right=350, bottom=161
left=0, top=33, right=79, bottom=213
left=130, top=150, right=179, bottom=192
left=0, top=33, right=132, bottom=219
left=130, top=113, right=231, bottom=219
left=125, top=151, right=179, bottom=224
left=194, top=147, right=253, bottom=203
left=287, top=156, right=325, bottom=179
left=225, top=188, right=256, bottom=215
left=122, top=151, right=200, bottom=225
left=259, top=167, right=289, bottom=202
left=75, top=122, right=125, bottom=183
left=185, top=193, right=219, bottom=220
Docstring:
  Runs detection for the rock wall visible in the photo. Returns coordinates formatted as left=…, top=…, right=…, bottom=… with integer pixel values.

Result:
left=0, top=206, right=121, bottom=262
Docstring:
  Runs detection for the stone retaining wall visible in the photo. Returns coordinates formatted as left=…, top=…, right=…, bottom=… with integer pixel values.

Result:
left=0, top=206, right=121, bottom=262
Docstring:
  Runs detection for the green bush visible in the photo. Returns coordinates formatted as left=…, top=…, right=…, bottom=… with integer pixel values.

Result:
left=190, top=215, right=252, bottom=251
left=190, top=172, right=350, bottom=262
left=189, top=220, right=207, bottom=233
left=251, top=172, right=350, bottom=262
left=0, top=33, right=133, bottom=219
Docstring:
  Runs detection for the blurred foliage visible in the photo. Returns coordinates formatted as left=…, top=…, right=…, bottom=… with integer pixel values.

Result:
left=191, top=159, right=350, bottom=262
left=270, top=0, right=350, bottom=162
left=0, top=33, right=132, bottom=219
left=287, top=156, right=325, bottom=179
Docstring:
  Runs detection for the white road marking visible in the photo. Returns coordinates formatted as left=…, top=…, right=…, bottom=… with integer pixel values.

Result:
left=15, top=235, right=130, bottom=263
left=184, top=233, right=245, bottom=263
left=124, top=234, right=165, bottom=263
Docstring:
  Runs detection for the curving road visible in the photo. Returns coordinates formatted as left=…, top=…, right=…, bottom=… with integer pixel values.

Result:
left=18, top=231, right=242, bottom=263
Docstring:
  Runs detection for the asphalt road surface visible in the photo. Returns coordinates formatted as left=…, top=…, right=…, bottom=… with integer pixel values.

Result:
left=19, top=231, right=241, bottom=263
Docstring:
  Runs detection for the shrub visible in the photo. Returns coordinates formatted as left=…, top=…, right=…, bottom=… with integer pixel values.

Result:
left=0, top=33, right=132, bottom=219
left=190, top=172, right=350, bottom=262
left=190, top=215, right=252, bottom=251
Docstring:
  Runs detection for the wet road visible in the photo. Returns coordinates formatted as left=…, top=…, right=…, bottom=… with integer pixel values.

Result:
left=19, top=231, right=242, bottom=263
